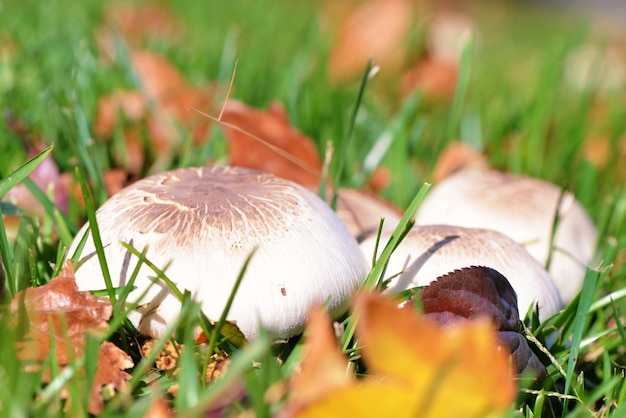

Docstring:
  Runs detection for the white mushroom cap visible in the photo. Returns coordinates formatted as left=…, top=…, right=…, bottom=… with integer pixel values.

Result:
left=415, top=169, right=597, bottom=304
left=334, top=188, right=403, bottom=241
left=67, top=166, right=369, bottom=339
left=359, top=225, right=563, bottom=320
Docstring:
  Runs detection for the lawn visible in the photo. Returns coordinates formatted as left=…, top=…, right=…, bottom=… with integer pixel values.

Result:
left=1, top=0, right=626, bottom=416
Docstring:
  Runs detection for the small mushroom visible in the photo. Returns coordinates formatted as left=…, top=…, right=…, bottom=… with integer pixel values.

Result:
left=416, top=169, right=597, bottom=304
left=359, top=225, right=563, bottom=320
left=67, top=166, right=369, bottom=339
left=334, top=188, right=403, bottom=242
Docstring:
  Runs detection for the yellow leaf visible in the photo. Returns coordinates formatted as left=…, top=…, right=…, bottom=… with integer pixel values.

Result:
left=354, top=293, right=516, bottom=417
left=287, top=292, right=516, bottom=418
left=287, top=307, right=352, bottom=413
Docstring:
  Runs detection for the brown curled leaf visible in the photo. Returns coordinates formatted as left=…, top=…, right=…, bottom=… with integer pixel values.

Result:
left=8, top=261, right=133, bottom=415
left=220, top=100, right=323, bottom=190
left=421, top=266, right=547, bottom=380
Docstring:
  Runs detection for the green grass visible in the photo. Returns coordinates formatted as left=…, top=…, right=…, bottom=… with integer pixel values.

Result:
left=1, top=0, right=626, bottom=416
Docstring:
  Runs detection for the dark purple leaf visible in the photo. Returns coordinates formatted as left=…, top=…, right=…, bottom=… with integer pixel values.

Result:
left=421, top=266, right=547, bottom=380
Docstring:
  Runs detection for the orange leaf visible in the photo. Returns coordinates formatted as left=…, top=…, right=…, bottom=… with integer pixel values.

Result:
left=400, top=56, right=458, bottom=100
left=327, top=0, right=415, bottom=82
left=8, top=261, right=133, bottom=415
left=287, top=307, right=352, bottom=412
left=131, top=50, right=187, bottom=102
left=143, top=396, right=175, bottom=418
left=96, top=2, right=185, bottom=63
left=93, top=90, right=146, bottom=138
left=103, top=168, right=136, bottom=197
left=131, top=50, right=212, bottom=154
left=287, top=292, right=516, bottom=418
left=355, top=293, right=516, bottom=416
left=431, top=141, right=487, bottom=183
left=105, top=2, right=184, bottom=45
left=220, top=100, right=323, bottom=190
left=93, top=50, right=213, bottom=173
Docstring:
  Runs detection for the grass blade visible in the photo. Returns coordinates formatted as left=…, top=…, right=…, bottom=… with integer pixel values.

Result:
left=442, top=32, right=474, bottom=143
left=0, top=144, right=53, bottom=199
left=562, top=267, right=600, bottom=415
left=181, top=332, right=272, bottom=417
left=22, top=177, right=76, bottom=247
left=75, top=168, right=115, bottom=303
left=0, top=204, right=17, bottom=297
left=175, top=297, right=202, bottom=410
left=72, top=103, right=107, bottom=204
left=330, top=59, right=374, bottom=196
left=342, top=182, right=430, bottom=352
left=207, top=249, right=256, bottom=357
left=362, top=182, right=431, bottom=289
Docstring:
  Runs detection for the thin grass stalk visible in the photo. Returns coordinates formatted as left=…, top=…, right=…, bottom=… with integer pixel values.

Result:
left=75, top=168, right=116, bottom=303
left=22, top=177, right=75, bottom=247
left=181, top=332, right=272, bottom=417
left=342, top=183, right=430, bottom=352
left=442, top=33, right=474, bottom=144
left=176, top=297, right=202, bottom=410
left=562, top=267, right=600, bottom=415
left=207, top=248, right=256, bottom=358
left=0, top=144, right=53, bottom=200
left=331, top=59, right=373, bottom=200
left=545, top=186, right=567, bottom=272
left=0, top=204, right=16, bottom=297
left=72, top=103, right=107, bottom=204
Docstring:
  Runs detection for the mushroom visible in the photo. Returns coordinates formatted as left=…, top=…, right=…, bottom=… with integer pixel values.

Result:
left=359, top=225, right=563, bottom=320
left=415, top=169, right=597, bottom=304
left=334, top=188, right=403, bottom=242
left=67, top=166, right=369, bottom=339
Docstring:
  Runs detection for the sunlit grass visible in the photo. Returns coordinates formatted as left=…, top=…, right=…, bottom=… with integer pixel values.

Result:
left=1, top=0, right=626, bottom=416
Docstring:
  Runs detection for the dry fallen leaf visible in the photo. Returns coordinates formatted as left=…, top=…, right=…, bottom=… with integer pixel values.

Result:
left=1, top=210, right=21, bottom=242
left=143, top=396, right=175, bottom=418
left=8, top=261, right=133, bottom=415
left=431, top=141, right=488, bottom=183
left=421, top=266, right=547, bottom=379
left=582, top=134, right=626, bottom=180
left=400, top=56, right=458, bottom=100
left=103, top=168, right=136, bottom=197
left=220, top=100, right=323, bottom=190
left=96, top=2, right=185, bottom=63
left=564, top=43, right=626, bottom=94
left=93, top=50, right=213, bottom=174
left=93, top=90, right=146, bottom=139
left=285, top=292, right=516, bottom=418
left=327, top=0, right=416, bottom=82
left=130, top=50, right=213, bottom=152
left=287, top=307, right=352, bottom=412
left=105, top=2, right=184, bottom=45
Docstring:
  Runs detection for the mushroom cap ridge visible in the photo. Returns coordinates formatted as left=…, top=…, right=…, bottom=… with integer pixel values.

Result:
left=68, top=166, right=369, bottom=339
left=359, top=224, right=563, bottom=320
